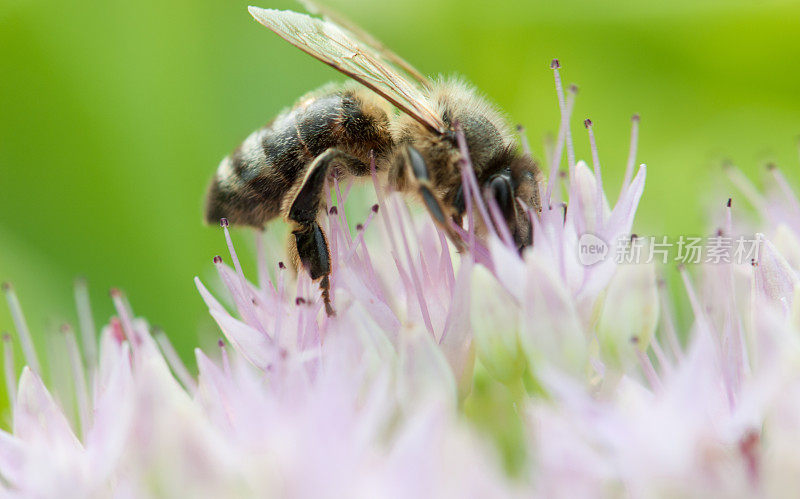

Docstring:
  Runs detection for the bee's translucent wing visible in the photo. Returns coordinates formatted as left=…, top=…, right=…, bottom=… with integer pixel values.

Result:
left=295, top=0, right=431, bottom=88
left=248, top=7, right=445, bottom=134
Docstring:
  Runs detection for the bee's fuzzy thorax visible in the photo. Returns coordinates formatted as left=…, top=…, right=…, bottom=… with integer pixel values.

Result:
left=428, top=77, right=515, bottom=144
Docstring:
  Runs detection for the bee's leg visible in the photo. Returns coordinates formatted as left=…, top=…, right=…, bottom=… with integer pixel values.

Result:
left=331, top=153, right=370, bottom=177
left=287, top=148, right=364, bottom=220
left=291, top=222, right=334, bottom=316
left=285, top=148, right=359, bottom=316
left=397, top=145, right=465, bottom=250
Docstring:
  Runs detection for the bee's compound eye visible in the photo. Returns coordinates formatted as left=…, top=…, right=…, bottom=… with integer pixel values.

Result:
left=488, top=175, right=513, bottom=214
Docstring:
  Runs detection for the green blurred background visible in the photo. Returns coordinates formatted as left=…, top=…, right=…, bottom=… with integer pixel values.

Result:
left=2, top=0, right=799, bottom=373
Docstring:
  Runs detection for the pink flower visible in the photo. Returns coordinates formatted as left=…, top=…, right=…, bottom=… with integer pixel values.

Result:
left=5, top=58, right=800, bottom=497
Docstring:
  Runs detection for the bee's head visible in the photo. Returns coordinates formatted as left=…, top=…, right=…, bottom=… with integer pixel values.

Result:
left=477, top=151, right=543, bottom=251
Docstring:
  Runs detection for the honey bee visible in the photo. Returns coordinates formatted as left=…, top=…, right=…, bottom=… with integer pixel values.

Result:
left=205, top=4, right=543, bottom=316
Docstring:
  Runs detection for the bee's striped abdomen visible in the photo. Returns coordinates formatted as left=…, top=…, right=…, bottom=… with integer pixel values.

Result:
left=205, top=86, right=393, bottom=228
left=205, top=126, right=287, bottom=227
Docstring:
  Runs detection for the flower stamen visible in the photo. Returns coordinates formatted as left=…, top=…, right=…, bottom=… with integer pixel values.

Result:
left=620, top=114, right=640, bottom=195
left=2, top=332, right=15, bottom=407
left=155, top=329, right=198, bottom=393
left=61, top=323, right=90, bottom=438
left=3, top=282, right=41, bottom=373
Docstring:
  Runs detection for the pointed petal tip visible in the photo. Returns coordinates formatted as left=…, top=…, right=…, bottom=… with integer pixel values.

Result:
left=194, top=347, right=212, bottom=366
left=247, top=5, right=268, bottom=20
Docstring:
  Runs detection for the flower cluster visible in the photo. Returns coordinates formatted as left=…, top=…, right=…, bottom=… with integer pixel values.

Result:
left=2, top=64, right=800, bottom=497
